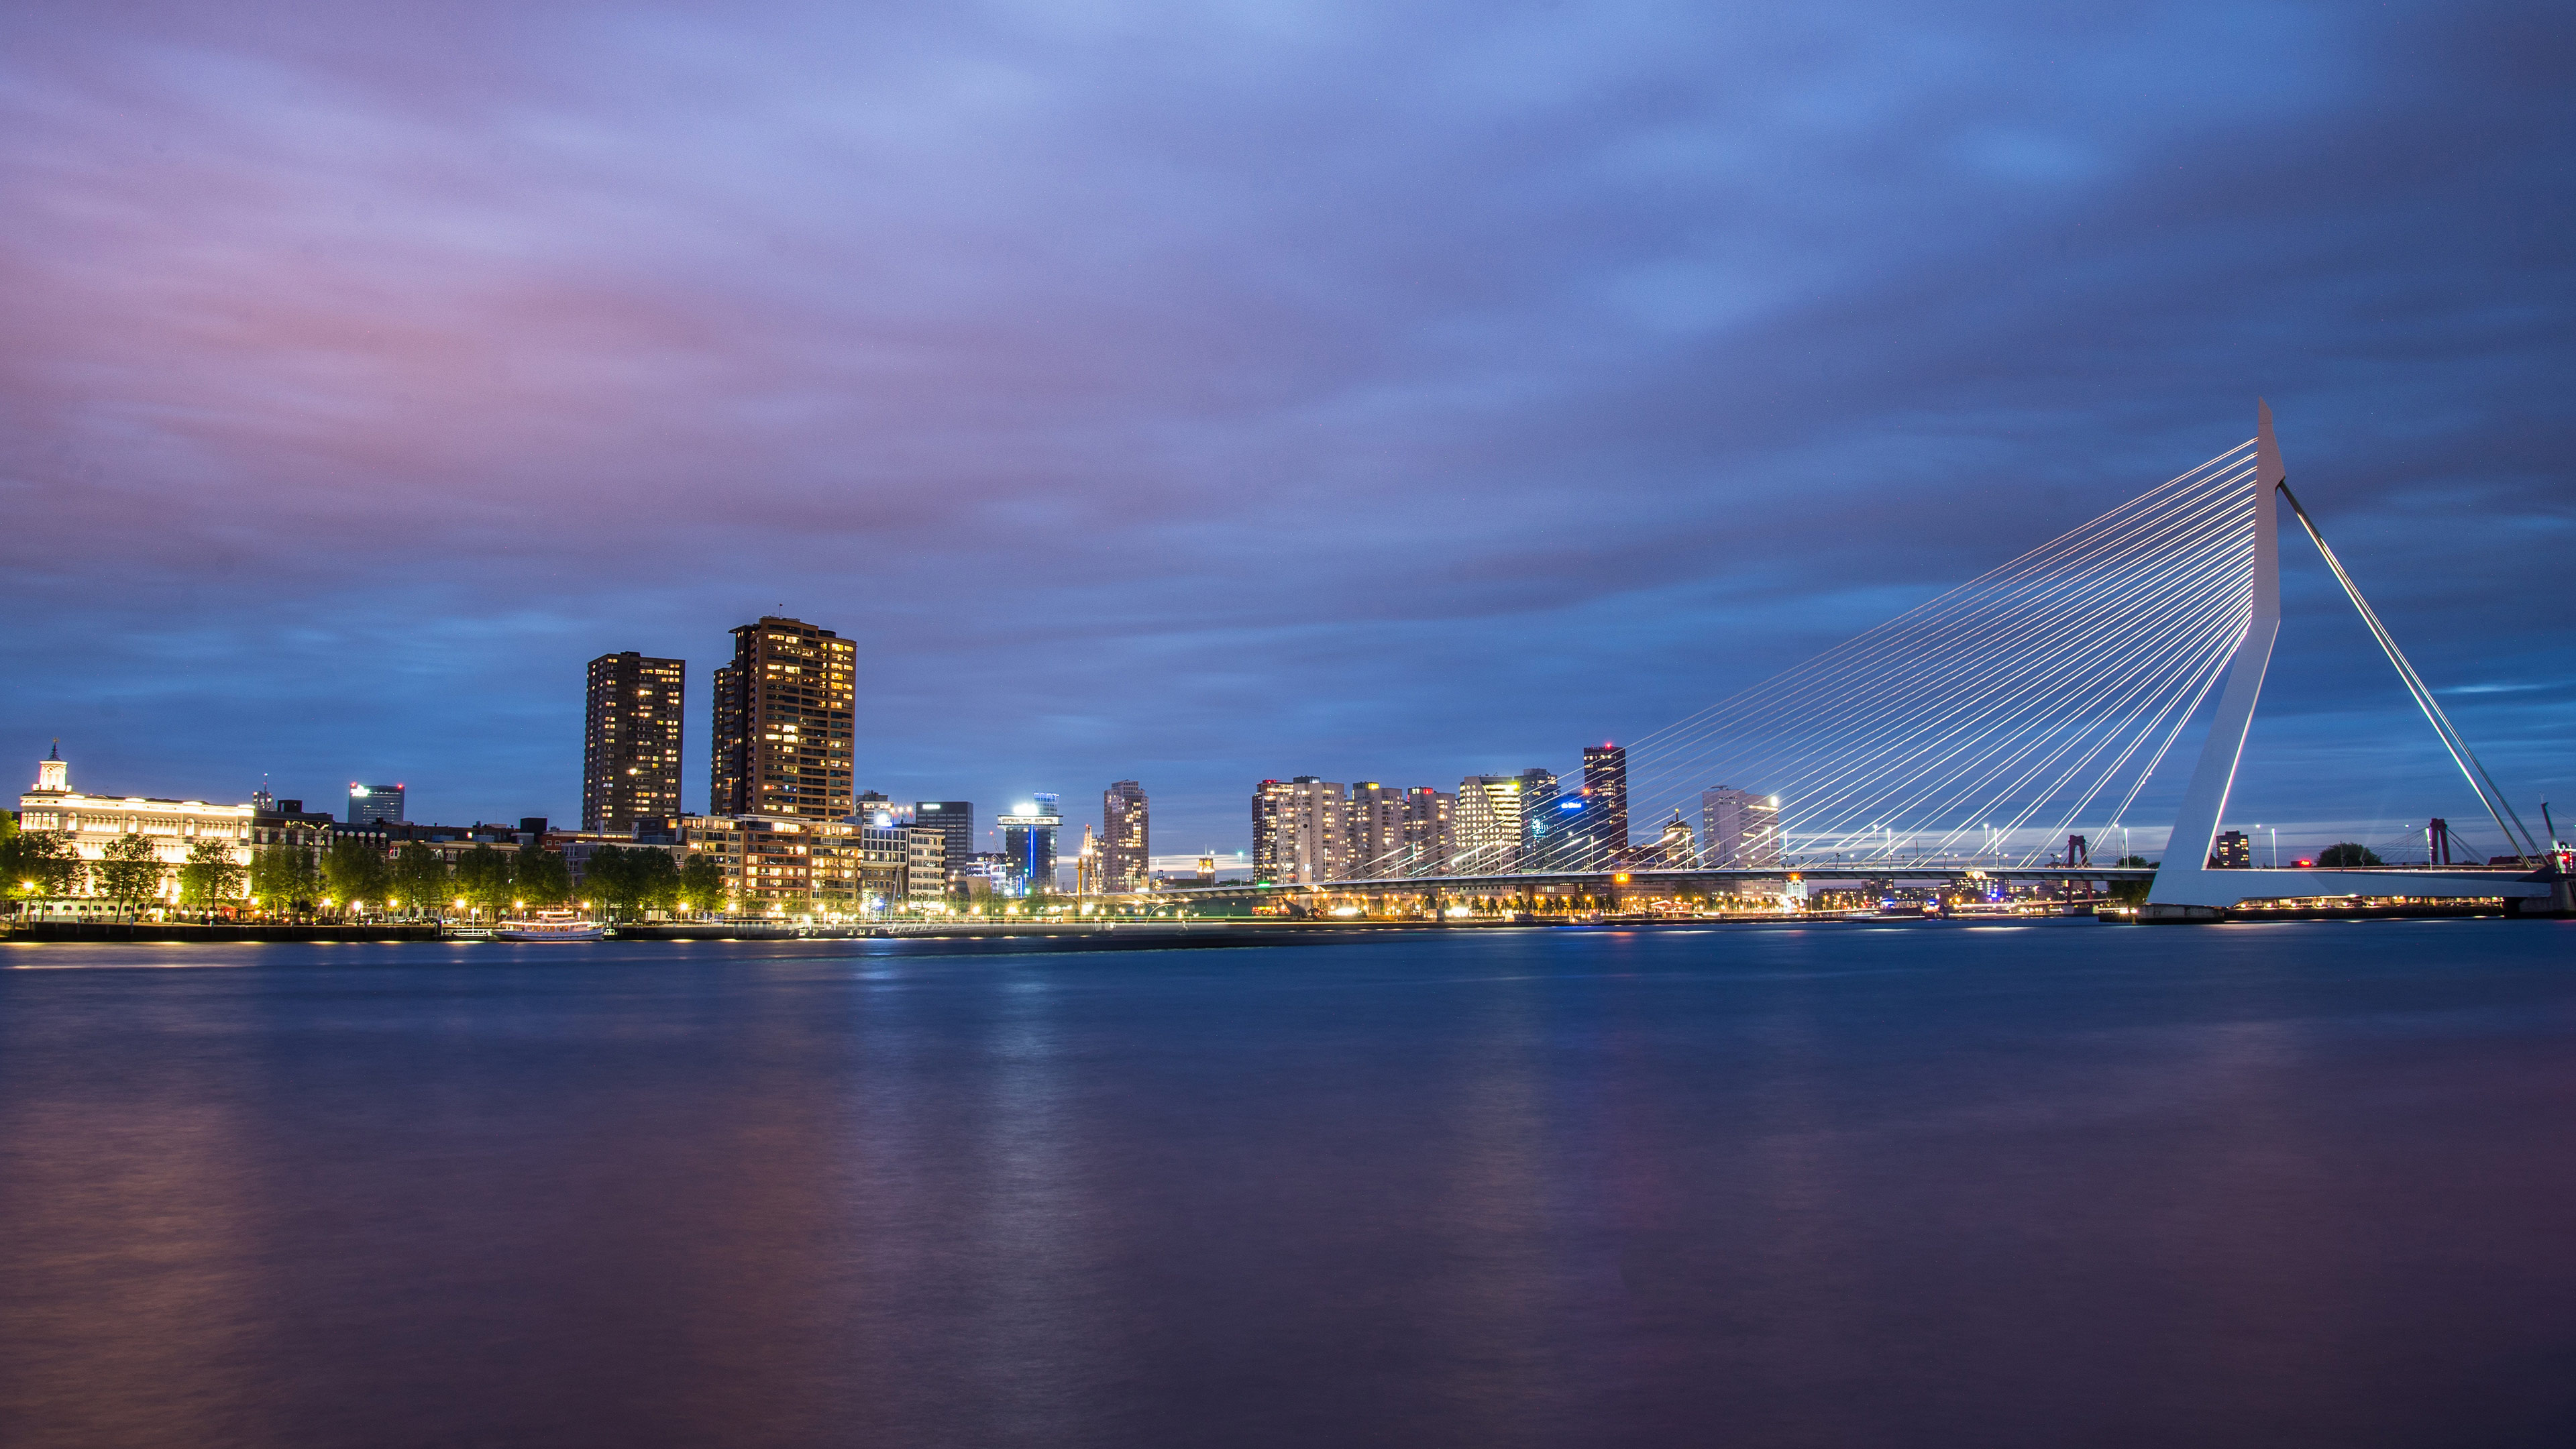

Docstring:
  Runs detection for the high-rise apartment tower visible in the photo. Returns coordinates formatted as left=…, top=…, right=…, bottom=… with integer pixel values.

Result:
left=710, top=617, right=856, bottom=822
left=584, top=651, right=685, bottom=833
left=1454, top=775, right=1524, bottom=874
left=1250, top=777, right=1345, bottom=885
left=1346, top=782, right=1406, bottom=878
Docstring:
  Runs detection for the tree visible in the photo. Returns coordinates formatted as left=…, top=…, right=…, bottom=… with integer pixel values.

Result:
left=3, top=826, right=85, bottom=899
left=2318, top=843, right=2384, bottom=867
left=456, top=844, right=514, bottom=915
left=585, top=845, right=639, bottom=917
left=513, top=843, right=572, bottom=908
left=177, top=839, right=246, bottom=906
left=677, top=854, right=726, bottom=914
left=321, top=838, right=390, bottom=910
left=584, top=845, right=680, bottom=919
left=95, top=834, right=167, bottom=908
left=250, top=845, right=320, bottom=912
left=389, top=843, right=448, bottom=916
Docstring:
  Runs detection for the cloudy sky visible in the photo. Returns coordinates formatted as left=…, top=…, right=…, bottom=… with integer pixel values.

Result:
left=4, top=0, right=2569, bottom=859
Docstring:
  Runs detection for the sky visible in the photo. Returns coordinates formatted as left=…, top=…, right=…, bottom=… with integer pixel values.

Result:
left=3, top=0, right=2569, bottom=861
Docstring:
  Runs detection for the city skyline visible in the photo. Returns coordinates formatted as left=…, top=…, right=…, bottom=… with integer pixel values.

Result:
left=2, top=2, right=2567, bottom=861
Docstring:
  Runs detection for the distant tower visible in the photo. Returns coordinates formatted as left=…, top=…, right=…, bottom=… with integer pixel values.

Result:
left=1581, top=743, right=1629, bottom=861
left=1401, top=787, right=1453, bottom=875
left=1102, top=781, right=1149, bottom=893
left=1346, top=783, right=1404, bottom=878
left=1000, top=794, right=1063, bottom=894
left=914, top=802, right=975, bottom=867
left=348, top=783, right=406, bottom=826
left=1699, top=788, right=1781, bottom=868
left=1515, top=767, right=1560, bottom=868
left=36, top=741, right=67, bottom=793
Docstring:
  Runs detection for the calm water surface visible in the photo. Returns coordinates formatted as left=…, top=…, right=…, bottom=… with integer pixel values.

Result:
left=2, top=921, right=2571, bottom=1447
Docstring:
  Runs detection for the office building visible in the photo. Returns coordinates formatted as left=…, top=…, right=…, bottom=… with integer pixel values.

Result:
left=914, top=802, right=974, bottom=865
left=2210, top=829, right=2251, bottom=869
left=1249, top=777, right=1344, bottom=885
left=582, top=651, right=685, bottom=834
left=1700, top=787, right=1782, bottom=868
left=1580, top=743, right=1629, bottom=862
left=1101, top=781, right=1149, bottom=893
left=1346, top=782, right=1405, bottom=879
left=1401, top=787, right=1453, bottom=875
left=710, top=616, right=857, bottom=822
left=1454, top=775, right=1524, bottom=874
left=999, top=793, right=1063, bottom=895
left=906, top=826, right=947, bottom=906
left=348, top=783, right=406, bottom=826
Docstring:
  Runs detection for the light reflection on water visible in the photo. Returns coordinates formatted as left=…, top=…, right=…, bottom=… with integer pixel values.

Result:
left=1, top=923, right=2572, bottom=1448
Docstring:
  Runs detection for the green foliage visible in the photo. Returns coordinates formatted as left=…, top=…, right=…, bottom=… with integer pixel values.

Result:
left=389, top=843, right=447, bottom=915
left=177, top=839, right=246, bottom=904
left=2318, top=842, right=2384, bottom=867
left=583, top=845, right=680, bottom=918
left=95, top=833, right=167, bottom=905
left=321, top=837, right=390, bottom=908
left=3, top=826, right=87, bottom=898
left=455, top=844, right=515, bottom=914
left=513, top=843, right=572, bottom=907
left=250, top=845, right=319, bottom=909
left=676, top=853, right=727, bottom=913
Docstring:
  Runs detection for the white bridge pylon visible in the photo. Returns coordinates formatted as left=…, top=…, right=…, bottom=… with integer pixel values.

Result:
left=2147, top=401, right=2551, bottom=912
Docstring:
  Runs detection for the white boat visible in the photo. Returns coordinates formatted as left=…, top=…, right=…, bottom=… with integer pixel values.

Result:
left=492, top=912, right=606, bottom=943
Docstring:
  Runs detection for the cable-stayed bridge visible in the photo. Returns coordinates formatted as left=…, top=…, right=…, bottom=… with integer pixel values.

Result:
left=1184, top=404, right=2569, bottom=919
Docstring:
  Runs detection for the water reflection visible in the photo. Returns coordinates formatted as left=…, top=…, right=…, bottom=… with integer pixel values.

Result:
left=0, top=924, right=2571, bottom=1447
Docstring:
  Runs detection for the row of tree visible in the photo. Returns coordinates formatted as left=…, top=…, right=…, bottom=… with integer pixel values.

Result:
left=242, top=841, right=725, bottom=916
left=1, top=816, right=727, bottom=917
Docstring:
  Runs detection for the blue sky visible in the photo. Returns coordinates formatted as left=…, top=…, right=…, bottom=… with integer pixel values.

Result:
left=3, top=1, right=2568, bottom=859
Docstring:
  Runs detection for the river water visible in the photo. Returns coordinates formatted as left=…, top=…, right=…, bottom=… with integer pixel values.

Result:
left=2, top=920, right=2571, bottom=1447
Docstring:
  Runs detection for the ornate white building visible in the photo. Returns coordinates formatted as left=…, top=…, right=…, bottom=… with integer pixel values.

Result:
left=17, top=745, right=254, bottom=896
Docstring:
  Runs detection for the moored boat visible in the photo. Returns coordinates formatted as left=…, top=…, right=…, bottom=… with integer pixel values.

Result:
left=492, top=911, right=606, bottom=942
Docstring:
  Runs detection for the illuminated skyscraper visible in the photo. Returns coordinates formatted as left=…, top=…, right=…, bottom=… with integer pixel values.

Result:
left=347, top=782, right=405, bottom=826
left=1000, top=793, right=1063, bottom=894
left=1102, top=781, right=1148, bottom=892
left=710, top=616, right=856, bottom=822
left=1580, top=743, right=1629, bottom=862
left=583, top=651, right=684, bottom=833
